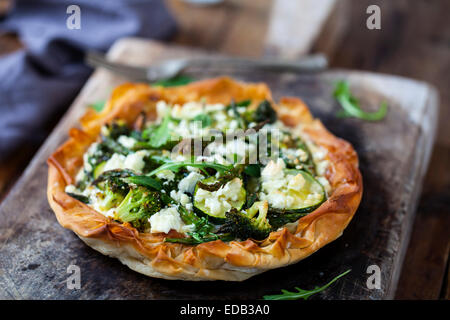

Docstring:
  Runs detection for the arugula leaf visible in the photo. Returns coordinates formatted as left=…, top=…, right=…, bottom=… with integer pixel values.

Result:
left=147, top=161, right=232, bottom=177
left=152, top=75, right=194, bottom=87
left=226, top=99, right=251, bottom=108
left=89, top=101, right=106, bottom=112
left=149, top=112, right=171, bottom=148
left=165, top=233, right=234, bottom=245
left=125, top=176, right=162, bottom=191
left=193, top=113, right=212, bottom=128
left=161, top=195, right=230, bottom=245
left=226, top=100, right=252, bottom=129
left=334, top=81, right=387, bottom=121
left=263, top=269, right=351, bottom=300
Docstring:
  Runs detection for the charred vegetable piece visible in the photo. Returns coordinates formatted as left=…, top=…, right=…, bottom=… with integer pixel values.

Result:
left=115, top=186, right=162, bottom=231
left=254, top=100, right=277, bottom=124
left=96, top=177, right=130, bottom=211
left=218, top=201, right=272, bottom=241
left=92, top=169, right=136, bottom=186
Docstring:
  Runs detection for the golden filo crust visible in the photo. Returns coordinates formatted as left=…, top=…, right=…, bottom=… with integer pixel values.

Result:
left=47, top=77, right=362, bottom=281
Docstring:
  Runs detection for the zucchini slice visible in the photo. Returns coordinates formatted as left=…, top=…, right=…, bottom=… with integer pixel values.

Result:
left=261, top=169, right=326, bottom=213
left=93, top=161, right=106, bottom=179
left=193, top=177, right=246, bottom=220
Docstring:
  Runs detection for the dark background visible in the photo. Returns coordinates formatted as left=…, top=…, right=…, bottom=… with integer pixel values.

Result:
left=0, top=0, right=448, bottom=299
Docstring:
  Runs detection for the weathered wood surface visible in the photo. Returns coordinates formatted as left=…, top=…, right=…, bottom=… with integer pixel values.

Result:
left=320, top=0, right=450, bottom=299
left=264, top=0, right=337, bottom=58
left=0, top=0, right=448, bottom=300
left=166, top=0, right=273, bottom=58
left=0, top=38, right=438, bottom=299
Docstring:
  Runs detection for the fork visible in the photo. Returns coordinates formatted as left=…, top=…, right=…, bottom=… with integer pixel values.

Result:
left=85, top=51, right=328, bottom=82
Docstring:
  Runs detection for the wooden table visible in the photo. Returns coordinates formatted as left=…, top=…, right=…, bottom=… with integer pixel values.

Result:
left=0, top=0, right=448, bottom=299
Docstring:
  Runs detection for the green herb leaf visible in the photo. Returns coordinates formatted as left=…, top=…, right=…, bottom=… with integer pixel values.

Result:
left=263, top=269, right=351, bottom=300
left=66, top=192, right=90, bottom=204
left=193, top=113, right=212, bottom=128
left=161, top=195, right=229, bottom=245
left=226, top=99, right=251, bottom=108
left=165, top=233, right=234, bottom=245
left=147, top=161, right=232, bottom=177
left=243, top=164, right=261, bottom=177
left=152, top=75, right=194, bottom=87
left=125, top=176, right=162, bottom=191
left=334, top=81, right=387, bottom=121
left=89, top=101, right=106, bottom=112
left=149, top=112, right=171, bottom=148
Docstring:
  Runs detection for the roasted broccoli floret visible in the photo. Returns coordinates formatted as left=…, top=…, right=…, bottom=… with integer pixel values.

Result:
left=219, top=201, right=272, bottom=240
left=97, top=177, right=130, bottom=211
left=115, top=186, right=162, bottom=230
left=267, top=210, right=309, bottom=230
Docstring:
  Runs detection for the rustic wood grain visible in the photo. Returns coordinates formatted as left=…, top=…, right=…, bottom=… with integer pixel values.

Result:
left=0, top=38, right=438, bottom=299
left=166, top=0, right=272, bottom=57
left=0, top=0, right=448, bottom=299
left=264, top=0, right=336, bottom=58
left=394, top=187, right=450, bottom=299
left=318, top=0, right=450, bottom=300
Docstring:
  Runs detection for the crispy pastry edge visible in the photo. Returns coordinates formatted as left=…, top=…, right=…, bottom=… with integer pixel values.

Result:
left=47, top=77, right=363, bottom=281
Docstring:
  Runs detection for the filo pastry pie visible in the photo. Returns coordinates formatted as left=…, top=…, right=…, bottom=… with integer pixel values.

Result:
left=47, top=77, right=362, bottom=281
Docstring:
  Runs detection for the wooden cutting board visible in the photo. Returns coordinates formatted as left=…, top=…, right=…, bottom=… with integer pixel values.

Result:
left=0, top=38, right=438, bottom=300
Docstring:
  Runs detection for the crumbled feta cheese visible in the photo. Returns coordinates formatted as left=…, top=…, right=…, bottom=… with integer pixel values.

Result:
left=287, top=173, right=306, bottom=190
left=75, top=168, right=86, bottom=182
left=260, top=158, right=321, bottom=209
left=170, top=190, right=192, bottom=207
left=237, top=107, right=246, bottom=114
left=195, top=178, right=243, bottom=217
left=316, top=160, right=329, bottom=176
left=204, top=139, right=256, bottom=164
left=84, top=186, right=117, bottom=217
left=178, top=172, right=204, bottom=194
left=103, top=153, right=126, bottom=172
left=123, top=151, right=147, bottom=172
left=83, top=154, right=93, bottom=172
left=118, top=135, right=137, bottom=149
left=65, top=185, right=77, bottom=194
left=171, top=101, right=204, bottom=120
left=169, top=118, right=204, bottom=139
left=317, top=176, right=331, bottom=194
left=214, top=112, right=227, bottom=123
left=101, top=125, right=110, bottom=137
left=228, top=120, right=239, bottom=130
left=102, top=151, right=147, bottom=173
left=149, top=207, right=187, bottom=234
left=204, top=103, right=225, bottom=113
left=156, top=170, right=176, bottom=182
left=261, top=158, right=286, bottom=180
left=283, top=148, right=308, bottom=163
left=156, top=100, right=170, bottom=119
